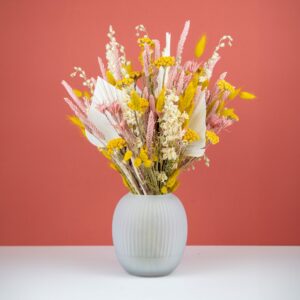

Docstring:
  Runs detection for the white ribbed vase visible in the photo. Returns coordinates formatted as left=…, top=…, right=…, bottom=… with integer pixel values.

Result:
left=112, top=193, right=188, bottom=277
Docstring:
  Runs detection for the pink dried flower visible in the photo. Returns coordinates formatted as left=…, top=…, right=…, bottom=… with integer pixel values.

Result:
left=149, top=95, right=156, bottom=114
left=61, top=80, right=86, bottom=114
left=98, top=57, right=107, bottom=80
left=176, top=20, right=190, bottom=64
left=146, top=111, right=155, bottom=156
left=153, top=39, right=161, bottom=60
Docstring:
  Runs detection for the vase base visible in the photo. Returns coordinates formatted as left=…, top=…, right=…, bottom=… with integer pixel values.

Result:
left=116, top=255, right=181, bottom=277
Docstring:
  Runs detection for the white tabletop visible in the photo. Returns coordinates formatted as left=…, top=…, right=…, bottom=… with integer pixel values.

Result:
left=0, top=246, right=299, bottom=300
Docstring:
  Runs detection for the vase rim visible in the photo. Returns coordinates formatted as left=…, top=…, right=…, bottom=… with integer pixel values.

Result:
left=127, top=192, right=174, bottom=198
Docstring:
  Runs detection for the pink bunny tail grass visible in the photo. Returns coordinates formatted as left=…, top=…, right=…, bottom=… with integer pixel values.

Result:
left=166, top=66, right=178, bottom=90
left=149, top=95, right=156, bottom=114
left=143, top=44, right=151, bottom=77
left=64, top=97, right=87, bottom=120
left=61, top=80, right=87, bottom=114
left=64, top=98, right=105, bottom=142
left=176, top=20, right=190, bottom=64
left=142, top=86, right=149, bottom=99
left=146, top=111, right=155, bottom=156
left=110, top=47, right=122, bottom=81
left=183, top=73, right=193, bottom=90
left=153, top=39, right=161, bottom=60
left=176, top=70, right=185, bottom=94
left=98, top=57, right=107, bottom=80
left=184, top=60, right=201, bottom=73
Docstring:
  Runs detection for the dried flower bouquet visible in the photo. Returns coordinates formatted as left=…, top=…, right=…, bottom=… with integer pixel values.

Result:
left=62, top=21, right=255, bottom=195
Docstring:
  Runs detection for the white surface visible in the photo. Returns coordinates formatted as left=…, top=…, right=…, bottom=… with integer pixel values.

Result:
left=0, top=246, right=299, bottom=300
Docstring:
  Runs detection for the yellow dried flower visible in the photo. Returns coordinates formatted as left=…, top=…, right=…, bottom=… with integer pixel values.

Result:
left=121, top=175, right=130, bottom=189
left=68, top=115, right=86, bottom=137
left=217, top=80, right=235, bottom=94
left=194, top=35, right=207, bottom=58
left=170, top=180, right=180, bottom=192
left=100, top=149, right=111, bottom=160
left=152, top=154, right=158, bottom=162
left=221, top=108, right=239, bottom=121
left=161, top=186, right=168, bottom=194
left=206, top=130, right=219, bottom=145
left=106, top=70, right=116, bottom=85
left=239, top=91, right=256, bottom=100
left=139, top=148, right=148, bottom=162
left=143, top=159, right=153, bottom=168
left=115, top=77, right=134, bottom=89
left=106, top=138, right=126, bottom=154
left=123, top=150, right=133, bottom=162
left=166, top=170, right=179, bottom=188
left=179, top=81, right=197, bottom=112
left=134, top=157, right=142, bottom=168
left=156, top=87, right=166, bottom=113
left=183, top=128, right=200, bottom=143
left=129, top=71, right=142, bottom=80
left=109, top=162, right=118, bottom=171
left=73, top=89, right=82, bottom=98
left=154, top=56, right=175, bottom=68
left=138, top=36, right=154, bottom=47
left=128, top=90, right=149, bottom=113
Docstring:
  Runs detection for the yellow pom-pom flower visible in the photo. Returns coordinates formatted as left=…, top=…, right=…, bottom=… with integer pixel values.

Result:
left=134, top=157, right=142, bottom=168
left=183, top=128, right=200, bottom=143
left=206, top=130, right=220, bottom=145
left=115, top=77, right=134, bottom=89
left=128, top=90, right=149, bottom=113
left=143, top=159, right=153, bottom=168
left=138, top=37, right=154, bottom=48
left=160, top=186, right=168, bottom=194
left=106, top=138, right=126, bottom=154
left=221, top=108, right=239, bottom=121
left=217, top=80, right=235, bottom=94
left=154, top=56, right=175, bottom=68
left=139, top=148, right=148, bottom=162
left=123, top=150, right=133, bottom=162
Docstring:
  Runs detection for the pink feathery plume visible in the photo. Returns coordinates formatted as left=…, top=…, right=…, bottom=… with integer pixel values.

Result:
left=64, top=97, right=105, bottom=142
left=142, top=87, right=149, bottom=99
left=153, top=39, right=161, bottom=60
left=166, top=66, right=177, bottom=89
left=146, top=111, right=155, bottom=156
left=111, top=47, right=122, bottom=81
left=176, top=70, right=185, bottom=94
left=61, top=80, right=87, bottom=113
left=183, top=73, right=193, bottom=89
left=149, top=95, right=156, bottom=114
left=98, top=57, right=107, bottom=80
left=176, top=20, right=190, bottom=64
left=143, top=44, right=151, bottom=77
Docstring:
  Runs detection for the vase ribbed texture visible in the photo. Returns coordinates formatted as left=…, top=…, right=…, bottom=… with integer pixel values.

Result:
left=112, top=193, right=188, bottom=277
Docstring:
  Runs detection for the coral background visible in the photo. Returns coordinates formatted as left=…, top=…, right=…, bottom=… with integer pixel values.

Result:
left=0, top=0, right=299, bottom=245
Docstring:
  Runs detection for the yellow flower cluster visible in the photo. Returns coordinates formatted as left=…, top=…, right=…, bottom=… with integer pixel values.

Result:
left=183, top=128, right=200, bottom=143
left=217, top=80, right=235, bottom=94
left=154, top=56, right=176, bottom=68
left=138, top=36, right=154, bottom=47
left=206, top=130, right=219, bottom=145
left=129, top=71, right=142, bottom=80
left=160, top=170, right=180, bottom=194
left=123, top=150, right=133, bottom=162
left=221, top=108, right=239, bottom=121
left=115, top=77, right=134, bottom=89
left=133, top=148, right=153, bottom=168
left=106, top=138, right=126, bottom=154
left=128, top=90, right=149, bottom=113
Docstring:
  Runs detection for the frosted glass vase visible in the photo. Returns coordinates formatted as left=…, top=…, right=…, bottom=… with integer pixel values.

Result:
left=112, top=193, right=188, bottom=277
